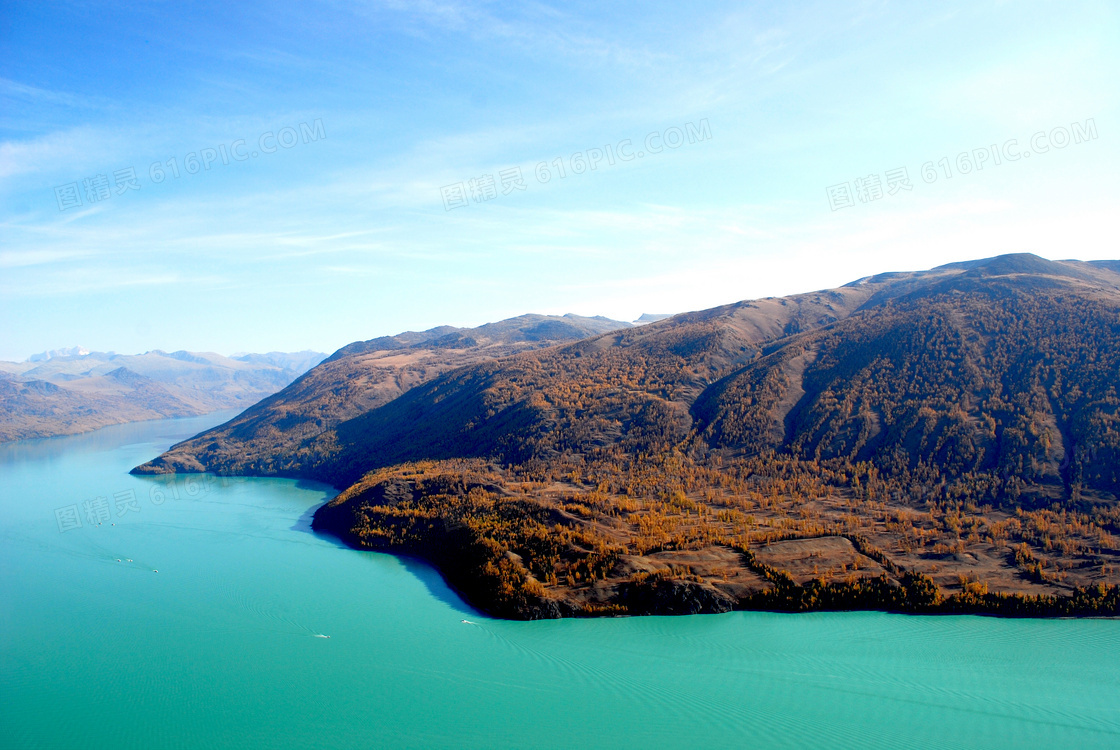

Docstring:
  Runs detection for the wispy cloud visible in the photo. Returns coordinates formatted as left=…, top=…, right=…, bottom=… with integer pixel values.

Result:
left=0, top=77, right=108, bottom=109
left=0, top=267, right=226, bottom=297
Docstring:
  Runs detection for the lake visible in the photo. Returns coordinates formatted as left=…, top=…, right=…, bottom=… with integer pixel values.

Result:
left=2, top=412, right=1118, bottom=749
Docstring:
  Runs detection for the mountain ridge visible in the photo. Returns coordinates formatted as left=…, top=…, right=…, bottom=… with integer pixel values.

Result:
left=132, top=313, right=635, bottom=476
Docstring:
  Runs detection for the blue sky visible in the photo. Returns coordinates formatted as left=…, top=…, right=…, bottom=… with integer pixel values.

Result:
left=1, top=0, right=1117, bottom=361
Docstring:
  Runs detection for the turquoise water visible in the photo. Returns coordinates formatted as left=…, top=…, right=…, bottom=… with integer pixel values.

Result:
left=2, top=413, right=1119, bottom=749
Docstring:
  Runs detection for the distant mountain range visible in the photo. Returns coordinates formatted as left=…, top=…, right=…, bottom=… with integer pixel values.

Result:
left=0, top=349, right=327, bottom=442
left=135, top=255, right=1120, bottom=620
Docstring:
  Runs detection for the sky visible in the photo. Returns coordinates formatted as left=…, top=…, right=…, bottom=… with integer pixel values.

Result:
left=1, top=0, right=1117, bottom=361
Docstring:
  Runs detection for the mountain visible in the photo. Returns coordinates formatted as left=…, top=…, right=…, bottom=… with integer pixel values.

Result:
left=27, top=346, right=91, bottom=362
left=131, top=314, right=632, bottom=476
left=0, top=349, right=326, bottom=443
left=135, top=255, right=1120, bottom=619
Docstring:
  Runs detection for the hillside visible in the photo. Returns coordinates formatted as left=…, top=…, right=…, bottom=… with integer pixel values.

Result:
left=0, top=349, right=325, bottom=442
left=135, top=255, right=1120, bottom=619
left=133, top=314, right=632, bottom=476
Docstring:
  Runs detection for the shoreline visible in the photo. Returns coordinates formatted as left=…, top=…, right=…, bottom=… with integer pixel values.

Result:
left=309, top=494, right=1120, bottom=621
